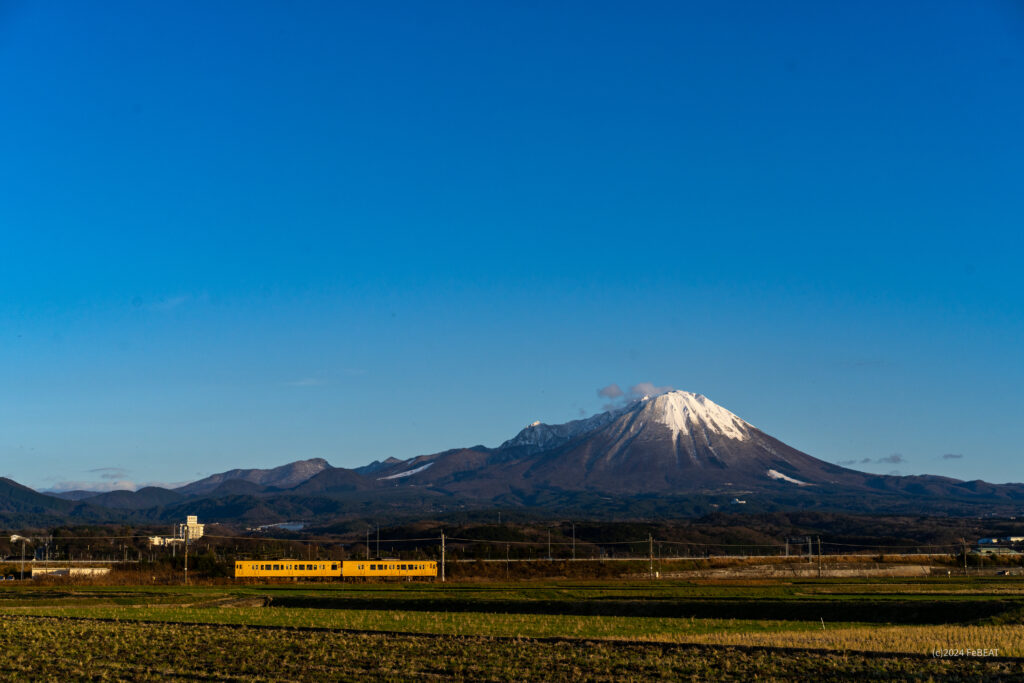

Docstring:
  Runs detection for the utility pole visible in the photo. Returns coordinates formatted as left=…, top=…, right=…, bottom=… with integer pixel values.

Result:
left=649, top=534, right=654, bottom=579
left=13, top=537, right=28, bottom=581
left=440, top=532, right=446, bottom=583
left=547, top=528, right=552, bottom=561
left=184, top=525, right=190, bottom=586
left=817, top=537, right=822, bottom=578
left=366, top=529, right=370, bottom=560
left=571, top=522, right=575, bottom=561
left=376, top=526, right=380, bottom=558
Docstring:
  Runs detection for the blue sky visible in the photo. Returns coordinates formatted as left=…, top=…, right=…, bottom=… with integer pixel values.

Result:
left=2, top=1, right=1022, bottom=491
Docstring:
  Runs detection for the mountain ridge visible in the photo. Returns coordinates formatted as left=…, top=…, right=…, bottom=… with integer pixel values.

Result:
left=4, top=391, right=1022, bottom=526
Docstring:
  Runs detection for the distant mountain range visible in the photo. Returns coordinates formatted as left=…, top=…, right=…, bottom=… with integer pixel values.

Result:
left=5, top=391, right=1024, bottom=527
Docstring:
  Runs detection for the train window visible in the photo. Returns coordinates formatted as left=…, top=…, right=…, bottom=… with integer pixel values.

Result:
left=331, top=564, right=338, bottom=570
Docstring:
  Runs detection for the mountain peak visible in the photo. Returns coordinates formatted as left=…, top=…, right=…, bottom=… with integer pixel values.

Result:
left=635, top=390, right=754, bottom=442
left=175, top=457, right=333, bottom=496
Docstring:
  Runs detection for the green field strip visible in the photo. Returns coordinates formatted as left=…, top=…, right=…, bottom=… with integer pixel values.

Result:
left=0, top=604, right=866, bottom=640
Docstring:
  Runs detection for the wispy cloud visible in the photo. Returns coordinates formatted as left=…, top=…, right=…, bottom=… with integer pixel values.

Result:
left=47, top=478, right=190, bottom=493
left=49, top=479, right=137, bottom=492
left=88, top=467, right=130, bottom=481
left=629, top=382, right=674, bottom=398
left=837, top=453, right=906, bottom=466
left=286, top=377, right=326, bottom=387
left=597, top=381, right=675, bottom=411
left=942, top=453, right=964, bottom=460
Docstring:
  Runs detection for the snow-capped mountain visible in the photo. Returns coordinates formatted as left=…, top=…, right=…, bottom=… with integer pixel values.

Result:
left=497, top=391, right=859, bottom=494
left=365, top=390, right=865, bottom=497
left=14, top=389, right=1020, bottom=527
left=367, top=389, right=1024, bottom=511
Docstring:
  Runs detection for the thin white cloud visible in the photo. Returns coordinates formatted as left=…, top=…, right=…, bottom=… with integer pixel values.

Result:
left=47, top=479, right=190, bottom=493
left=599, top=381, right=676, bottom=411
left=629, top=382, right=674, bottom=398
left=286, top=378, right=327, bottom=387
left=88, top=467, right=131, bottom=480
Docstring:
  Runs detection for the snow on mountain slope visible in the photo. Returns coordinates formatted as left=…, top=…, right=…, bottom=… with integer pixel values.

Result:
left=496, top=391, right=753, bottom=454
left=641, top=391, right=754, bottom=442
left=767, top=469, right=811, bottom=486
left=378, top=462, right=434, bottom=480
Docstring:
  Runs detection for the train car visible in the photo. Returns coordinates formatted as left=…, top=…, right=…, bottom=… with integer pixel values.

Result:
left=233, top=559, right=437, bottom=580
left=234, top=560, right=340, bottom=578
left=341, top=560, right=436, bottom=577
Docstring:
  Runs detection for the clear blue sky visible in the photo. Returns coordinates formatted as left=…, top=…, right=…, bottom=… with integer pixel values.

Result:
left=2, top=1, right=1022, bottom=491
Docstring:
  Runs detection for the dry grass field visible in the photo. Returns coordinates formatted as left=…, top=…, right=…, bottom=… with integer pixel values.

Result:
left=2, top=576, right=1023, bottom=680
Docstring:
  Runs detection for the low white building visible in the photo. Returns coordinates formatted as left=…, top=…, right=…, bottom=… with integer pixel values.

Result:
left=149, top=515, right=205, bottom=546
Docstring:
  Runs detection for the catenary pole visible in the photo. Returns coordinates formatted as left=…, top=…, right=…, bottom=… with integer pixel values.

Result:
left=649, top=534, right=654, bottom=579
left=184, top=525, right=190, bottom=586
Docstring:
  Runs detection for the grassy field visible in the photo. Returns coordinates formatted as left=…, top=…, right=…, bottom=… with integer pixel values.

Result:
left=2, top=577, right=1023, bottom=680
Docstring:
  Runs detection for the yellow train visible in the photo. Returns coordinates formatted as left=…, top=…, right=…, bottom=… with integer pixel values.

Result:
left=234, top=559, right=437, bottom=580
